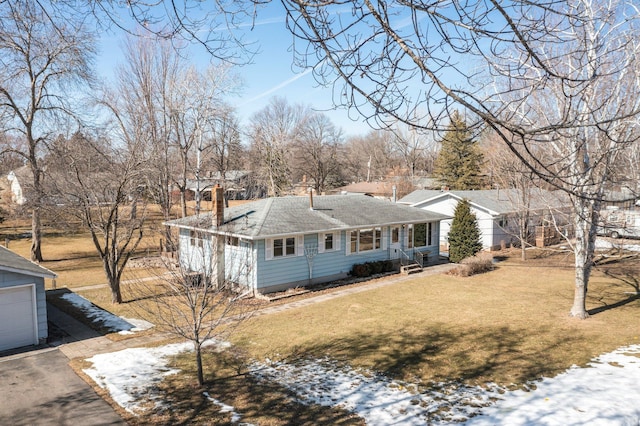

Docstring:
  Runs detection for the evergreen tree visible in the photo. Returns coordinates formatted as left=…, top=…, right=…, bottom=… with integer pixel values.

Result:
left=433, top=111, right=484, bottom=189
left=448, top=199, right=483, bottom=263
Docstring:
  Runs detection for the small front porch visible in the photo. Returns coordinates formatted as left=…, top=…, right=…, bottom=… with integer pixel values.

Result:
left=398, top=248, right=449, bottom=275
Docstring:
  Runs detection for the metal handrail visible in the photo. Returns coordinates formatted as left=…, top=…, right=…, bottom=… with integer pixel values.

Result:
left=414, top=250, right=429, bottom=267
left=398, top=248, right=411, bottom=266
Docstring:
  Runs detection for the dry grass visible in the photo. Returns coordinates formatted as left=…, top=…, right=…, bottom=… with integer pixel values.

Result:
left=232, top=249, right=640, bottom=387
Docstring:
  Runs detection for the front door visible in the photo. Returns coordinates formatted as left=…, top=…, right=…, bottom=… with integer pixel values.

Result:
left=389, top=226, right=401, bottom=259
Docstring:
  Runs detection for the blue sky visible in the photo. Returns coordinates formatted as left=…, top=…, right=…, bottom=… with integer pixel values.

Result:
left=96, top=3, right=372, bottom=138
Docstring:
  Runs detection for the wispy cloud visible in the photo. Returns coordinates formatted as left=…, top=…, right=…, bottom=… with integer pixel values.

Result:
left=238, top=67, right=315, bottom=106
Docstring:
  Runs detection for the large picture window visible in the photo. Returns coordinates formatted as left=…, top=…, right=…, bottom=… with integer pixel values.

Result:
left=408, top=223, right=433, bottom=248
left=348, top=227, right=382, bottom=254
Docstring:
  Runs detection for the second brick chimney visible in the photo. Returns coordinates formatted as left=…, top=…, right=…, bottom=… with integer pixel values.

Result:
left=212, top=184, right=224, bottom=227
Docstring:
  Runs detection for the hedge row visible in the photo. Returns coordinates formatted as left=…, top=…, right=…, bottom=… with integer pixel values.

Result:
left=350, top=260, right=395, bottom=278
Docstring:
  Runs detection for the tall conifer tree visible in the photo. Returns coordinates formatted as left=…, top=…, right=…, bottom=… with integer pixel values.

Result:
left=448, top=199, right=483, bottom=263
left=433, top=111, right=484, bottom=189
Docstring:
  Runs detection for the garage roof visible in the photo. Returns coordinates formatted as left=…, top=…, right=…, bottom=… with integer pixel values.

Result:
left=0, top=246, right=57, bottom=279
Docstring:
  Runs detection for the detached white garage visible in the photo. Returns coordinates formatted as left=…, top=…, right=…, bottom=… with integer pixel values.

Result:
left=0, top=246, right=56, bottom=352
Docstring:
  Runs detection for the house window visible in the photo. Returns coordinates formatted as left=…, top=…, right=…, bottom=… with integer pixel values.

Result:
left=318, top=232, right=341, bottom=253
left=324, top=233, right=333, bottom=251
left=414, top=223, right=427, bottom=247
left=348, top=227, right=382, bottom=253
left=273, top=237, right=296, bottom=257
left=360, top=228, right=374, bottom=251
left=391, top=226, right=400, bottom=244
left=266, top=235, right=303, bottom=260
left=226, top=236, right=239, bottom=246
left=408, top=223, right=432, bottom=248
left=190, top=230, right=203, bottom=248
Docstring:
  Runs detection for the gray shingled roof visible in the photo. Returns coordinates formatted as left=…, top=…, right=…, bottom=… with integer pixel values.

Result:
left=167, top=194, right=449, bottom=239
left=398, top=189, right=570, bottom=215
left=0, top=245, right=57, bottom=278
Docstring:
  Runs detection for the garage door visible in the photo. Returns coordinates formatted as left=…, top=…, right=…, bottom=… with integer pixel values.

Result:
left=0, top=285, right=37, bottom=352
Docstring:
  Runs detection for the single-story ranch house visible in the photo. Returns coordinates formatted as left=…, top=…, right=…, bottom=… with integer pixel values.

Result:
left=167, top=190, right=448, bottom=295
left=399, top=188, right=570, bottom=251
left=0, top=246, right=56, bottom=352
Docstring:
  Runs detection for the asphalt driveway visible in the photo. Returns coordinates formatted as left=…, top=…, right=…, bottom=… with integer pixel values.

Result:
left=0, top=348, right=124, bottom=425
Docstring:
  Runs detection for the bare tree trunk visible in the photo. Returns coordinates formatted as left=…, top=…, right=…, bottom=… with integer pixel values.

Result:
left=520, top=219, right=527, bottom=261
left=570, top=198, right=594, bottom=319
left=196, top=343, right=204, bottom=386
left=30, top=208, right=43, bottom=262
left=110, top=277, right=123, bottom=304
left=180, top=191, right=188, bottom=218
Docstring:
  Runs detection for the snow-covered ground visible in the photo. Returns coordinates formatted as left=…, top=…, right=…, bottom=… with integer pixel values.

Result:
left=60, top=292, right=153, bottom=334
left=84, top=340, right=640, bottom=425
left=595, top=237, right=640, bottom=252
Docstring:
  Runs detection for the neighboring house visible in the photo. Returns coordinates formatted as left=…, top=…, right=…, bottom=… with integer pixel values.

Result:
left=333, top=181, right=397, bottom=200
left=167, top=192, right=448, bottom=295
left=0, top=246, right=56, bottom=352
left=182, top=170, right=265, bottom=201
left=6, top=167, right=30, bottom=206
left=399, top=188, right=570, bottom=251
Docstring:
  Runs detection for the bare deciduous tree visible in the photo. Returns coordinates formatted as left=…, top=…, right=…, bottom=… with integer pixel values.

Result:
left=48, top=132, right=146, bottom=304
left=114, top=36, right=184, bottom=251
left=248, top=97, right=306, bottom=196
left=0, top=1, right=95, bottom=261
left=170, top=64, right=240, bottom=216
left=130, top=230, right=251, bottom=386
left=294, top=112, right=343, bottom=193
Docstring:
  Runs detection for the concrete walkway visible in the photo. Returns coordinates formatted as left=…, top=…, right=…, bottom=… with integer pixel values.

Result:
left=48, top=304, right=173, bottom=360
left=51, top=263, right=456, bottom=360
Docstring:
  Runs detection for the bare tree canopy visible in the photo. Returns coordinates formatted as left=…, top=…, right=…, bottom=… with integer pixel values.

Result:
left=0, top=0, right=96, bottom=261
left=47, top=133, right=147, bottom=304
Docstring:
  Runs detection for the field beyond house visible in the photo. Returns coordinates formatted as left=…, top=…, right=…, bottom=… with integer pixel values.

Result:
left=2, top=215, right=639, bottom=424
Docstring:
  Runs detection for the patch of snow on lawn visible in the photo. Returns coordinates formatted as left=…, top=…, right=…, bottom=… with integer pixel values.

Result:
left=251, top=345, right=640, bottom=425
left=203, top=392, right=254, bottom=425
left=60, top=292, right=153, bottom=334
left=465, top=345, right=640, bottom=426
left=84, top=342, right=195, bottom=414
left=250, top=357, right=500, bottom=425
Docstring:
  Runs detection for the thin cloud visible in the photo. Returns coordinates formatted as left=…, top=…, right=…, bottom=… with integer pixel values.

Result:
left=238, top=67, right=314, bottom=106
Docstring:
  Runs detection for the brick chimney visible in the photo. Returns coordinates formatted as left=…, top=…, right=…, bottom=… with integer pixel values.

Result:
left=212, top=184, right=225, bottom=288
left=212, top=184, right=224, bottom=227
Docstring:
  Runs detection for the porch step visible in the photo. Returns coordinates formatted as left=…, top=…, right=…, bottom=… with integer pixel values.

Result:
left=400, top=263, right=423, bottom=275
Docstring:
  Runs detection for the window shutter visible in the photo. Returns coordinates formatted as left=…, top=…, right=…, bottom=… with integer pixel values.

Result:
left=265, top=239, right=273, bottom=260
left=335, top=232, right=341, bottom=251
left=318, top=233, right=325, bottom=253
left=297, top=235, right=305, bottom=256
left=345, top=231, right=351, bottom=255
left=382, top=227, right=388, bottom=250
left=403, top=226, right=409, bottom=249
